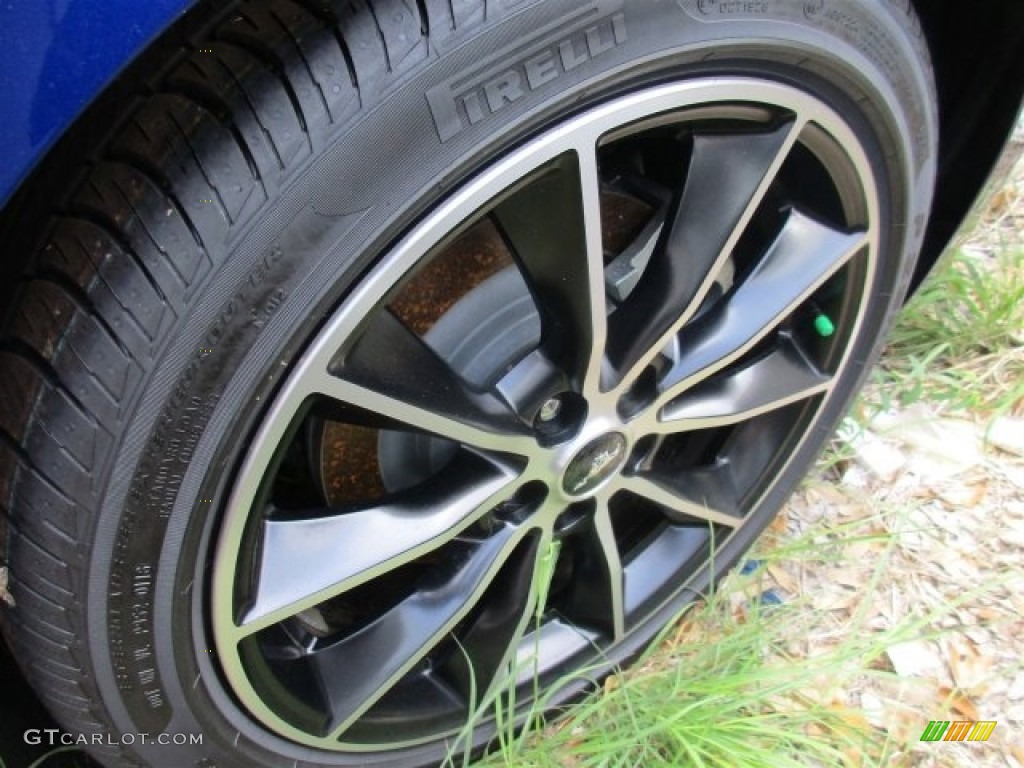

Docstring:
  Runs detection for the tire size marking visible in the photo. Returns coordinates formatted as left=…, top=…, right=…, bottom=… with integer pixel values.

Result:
left=107, top=244, right=291, bottom=733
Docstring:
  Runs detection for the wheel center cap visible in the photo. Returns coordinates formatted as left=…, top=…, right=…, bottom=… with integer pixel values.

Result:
left=562, top=432, right=628, bottom=497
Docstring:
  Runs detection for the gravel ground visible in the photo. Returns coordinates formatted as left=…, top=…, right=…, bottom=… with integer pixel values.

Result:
left=735, top=144, right=1024, bottom=767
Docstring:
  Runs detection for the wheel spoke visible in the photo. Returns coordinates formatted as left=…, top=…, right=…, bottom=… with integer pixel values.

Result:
left=512, top=619, right=598, bottom=687
left=317, top=309, right=534, bottom=455
left=609, top=120, right=804, bottom=388
left=623, top=525, right=710, bottom=616
left=492, top=149, right=607, bottom=397
left=440, top=529, right=550, bottom=705
left=310, top=523, right=529, bottom=738
left=555, top=499, right=625, bottom=641
left=238, top=454, right=519, bottom=634
left=648, top=340, right=832, bottom=433
left=655, top=209, right=866, bottom=405
left=618, top=471, right=742, bottom=528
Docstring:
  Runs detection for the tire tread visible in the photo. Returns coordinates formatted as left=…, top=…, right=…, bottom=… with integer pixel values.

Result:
left=0, top=0, right=453, bottom=763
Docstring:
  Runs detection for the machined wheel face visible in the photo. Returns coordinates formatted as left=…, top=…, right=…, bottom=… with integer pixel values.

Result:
left=210, top=78, right=879, bottom=752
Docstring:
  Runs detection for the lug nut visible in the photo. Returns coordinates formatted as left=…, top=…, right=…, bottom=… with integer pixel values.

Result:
left=538, top=397, right=562, bottom=423
left=533, top=392, right=586, bottom=446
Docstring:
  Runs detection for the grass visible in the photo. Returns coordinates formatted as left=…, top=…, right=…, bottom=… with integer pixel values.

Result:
left=468, top=505, right=1009, bottom=768
left=872, top=244, right=1024, bottom=416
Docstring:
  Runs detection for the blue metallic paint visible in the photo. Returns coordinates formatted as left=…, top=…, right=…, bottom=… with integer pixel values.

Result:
left=0, top=0, right=198, bottom=208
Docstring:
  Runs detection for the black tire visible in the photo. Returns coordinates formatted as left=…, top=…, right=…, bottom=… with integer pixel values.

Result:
left=0, top=1, right=935, bottom=766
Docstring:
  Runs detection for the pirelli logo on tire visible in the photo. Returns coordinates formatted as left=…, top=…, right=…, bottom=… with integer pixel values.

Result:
left=427, top=1, right=627, bottom=142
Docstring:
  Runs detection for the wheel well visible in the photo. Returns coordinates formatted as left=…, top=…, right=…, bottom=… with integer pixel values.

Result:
left=0, top=0, right=229, bottom=333
left=911, top=0, right=1024, bottom=288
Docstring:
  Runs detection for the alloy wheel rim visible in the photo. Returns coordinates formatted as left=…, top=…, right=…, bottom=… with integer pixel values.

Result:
left=210, top=78, right=879, bottom=752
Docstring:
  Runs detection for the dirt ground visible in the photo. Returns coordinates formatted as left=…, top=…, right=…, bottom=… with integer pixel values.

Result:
left=746, top=138, right=1024, bottom=767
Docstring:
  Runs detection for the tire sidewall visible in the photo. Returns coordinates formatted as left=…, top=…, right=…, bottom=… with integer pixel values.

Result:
left=84, top=2, right=936, bottom=766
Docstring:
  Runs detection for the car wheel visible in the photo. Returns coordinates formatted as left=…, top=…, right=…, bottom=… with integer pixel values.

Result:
left=0, top=1, right=935, bottom=766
